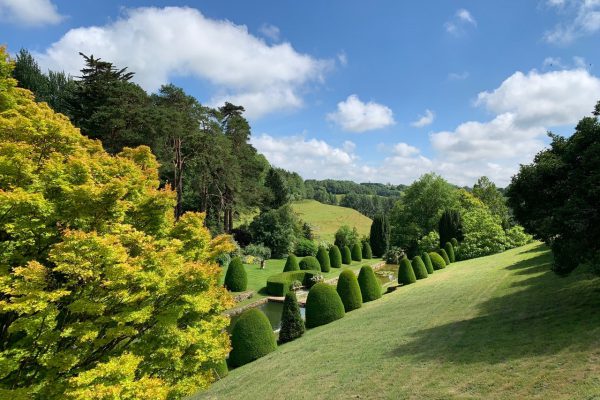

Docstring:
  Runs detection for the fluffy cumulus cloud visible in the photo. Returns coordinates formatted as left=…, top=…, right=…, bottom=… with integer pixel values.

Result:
left=0, top=0, right=63, bottom=26
left=326, top=94, right=395, bottom=132
left=35, top=7, right=331, bottom=118
left=411, top=109, right=435, bottom=127
left=544, top=0, right=600, bottom=44
left=258, top=23, right=280, bottom=41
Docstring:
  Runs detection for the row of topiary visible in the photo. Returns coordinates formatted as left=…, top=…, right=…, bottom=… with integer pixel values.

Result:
left=228, top=264, right=383, bottom=368
left=397, top=239, right=458, bottom=285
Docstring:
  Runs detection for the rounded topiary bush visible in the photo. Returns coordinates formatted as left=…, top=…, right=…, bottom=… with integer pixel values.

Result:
left=316, top=246, right=331, bottom=273
left=224, top=257, right=247, bottom=292
left=398, top=257, right=417, bottom=285
left=351, top=242, right=362, bottom=262
left=299, top=256, right=321, bottom=271
left=438, top=248, right=451, bottom=265
left=429, top=252, right=446, bottom=270
left=362, top=242, right=372, bottom=259
left=305, top=283, right=345, bottom=328
left=336, top=269, right=363, bottom=312
left=229, top=308, right=277, bottom=368
left=329, top=245, right=342, bottom=268
left=451, top=237, right=459, bottom=248
left=357, top=265, right=382, bottom=302
left=422, top=252, right=434, bottom=274
left=283, top=254, right=299, bottom=272
left=444, top=242, right=456, bottom=263
left=411, top=256, right=428, bottom=280
left=278, top=291, right=305, bottom=344
left=342, top=246, right=352, bottom=265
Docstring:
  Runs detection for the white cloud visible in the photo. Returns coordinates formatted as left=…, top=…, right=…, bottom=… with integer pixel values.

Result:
left=35, top=7, right=331, bottom=119
left=337, top=51, right=348, bottom=66
left=544, top=0, right=600, bottom=44
left=448, top=71, right=469, bottom=80
left=457, top=9, right=477, bottom=25
left=258, top=23, right=280, bottom=41
left=411, top=109, right=435, bottom=127
left=391, top=142, right=420, bottom=157
left=0, top=0, right=63, bottom=26
left=445, top=8, right=477, bottom=36
left=326, top=94, right=395, bottom=132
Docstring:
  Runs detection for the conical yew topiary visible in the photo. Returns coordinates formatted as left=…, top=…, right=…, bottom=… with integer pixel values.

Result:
left=444, top=242, right=456, bottom=263
left=336, top=269, right=363, bottom=312
left=411, top=256, right=428, bottom=280
left=278, top=291, right=305, bottom=344
left=329, top=245, right=342, bottom=268
left=224, top=257, right=247, bottom=292
left=305, top=283, right=345, bottom=328
left=299, top=256, right=321, bottom=271
left=229, top=308, right=277, bottom=368
left=283, top=254, right=299, bottom=272
left=438, top=248, right=451, bottom=265
left=429, top=252, right=446, bottom=270
left=451, top=237, right=459, bottom=248
left=422, top=252, right=434, bottom=274
left=342, top=246, right=352, bottom=265
left=357, top=265, right=382, bottom=302
left=351, top=242, right=362, bottom=262
left=362, top=242, right=372, bottom=259
left=398, top=257, right=417, bottom=285
left=316, top=246, right=331, bottom=272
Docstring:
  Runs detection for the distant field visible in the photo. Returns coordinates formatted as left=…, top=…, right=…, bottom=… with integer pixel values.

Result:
left=198, top=242, right=600, bottom=399
left=291, top=199, right=372, bottom=243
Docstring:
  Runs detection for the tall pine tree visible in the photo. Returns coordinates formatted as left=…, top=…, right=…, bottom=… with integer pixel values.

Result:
left=369, top=214, right=390, bottom=257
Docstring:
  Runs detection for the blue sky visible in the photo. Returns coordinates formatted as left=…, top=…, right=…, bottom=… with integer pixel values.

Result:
left=2, top=0, right=600, bottom=186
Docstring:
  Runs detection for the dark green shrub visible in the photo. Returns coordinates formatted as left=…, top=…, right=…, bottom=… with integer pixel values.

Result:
left=278, top=291, right=305, bottom=344
left=299, top=256, right=320, bottom=271
left=444, top=242, right=456, bottom=263
left=369, top=214, right=390, bottom=257
left=398, top=257, right=416, bottom=285
left=422, top=252, right=434, bottom=274
left=411, top=256, right=428, bottom=280
left=357, top=265, right=382, bottom=302
left=283, top=254, right=299, bottom=272
left=342, top=246, right=352, bottom=265
left=229, top=308, right=276, bottom=368
left=316, top=246, right=331, bottom=272
left=451, top=237, right=459, bottom=248
left=438, top=248, right=451, bottom=265
left=295, top=238, right=318, bottom=256
left=362, top=242, right=372, bottom=259
left=266, top=271, right=320, bottom=296
left=439, top=209, right=464, bottom=248
left=224, top=257, right=247, bottom=292
left=351, top=242, right=362, bottom=262
left=305, top=283, right=345, bottom=328
left=384, top=246, right=406, bottom=264
left=336, top=269, right=363, bottom=312
left=334, top=225, right=359, bottom=249
left=429, top=252, right=446, bottom=270
left=329, top=245, right=342, bottom=268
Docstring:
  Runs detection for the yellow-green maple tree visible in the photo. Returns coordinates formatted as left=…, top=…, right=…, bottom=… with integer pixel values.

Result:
left=0, top=46, right=234, bottom=399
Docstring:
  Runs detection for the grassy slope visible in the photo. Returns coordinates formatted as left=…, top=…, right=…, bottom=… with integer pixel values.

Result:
left=198, top=242, right=600, bottom=399
left=291, top=199, right=372, bottom=243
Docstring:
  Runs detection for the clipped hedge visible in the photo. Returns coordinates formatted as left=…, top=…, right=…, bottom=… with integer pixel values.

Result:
left=329, top=245, right=342, bottom=268
left=283, top=254, right=299, bottom=272
left=229, top=308, right=277, bottom=368
left=445, top=242, right=456, bottom=263
left=278, top=291, right=305, bottom=344
left=305, top=283, right=345, bottom=329
left=422, top=252, right=434, bottom=274
left=266, top=270, right=320, bottom=296
left=362, top=242, right=373, bottom=259
left=398, top=257, right=417, bottom=285
left=438, top=248, right=451, bottom=265
left=336, top=269, right=363, bottom=312
left=351, top=242, right=363, bottom=262
left=299, top=256, right=321, bottom=271
left=451, top=237, right=459, bottom=248
left=342, top=246, right=352, bottom=265
left=316, top=246, right=331, bottom=273
left=357, top=265, right=382, bottom=302
left=224, top=257, right=247, bottom=292
left=429, top=252, right=446, bottom=270
left=411, top=256, right=428, bottom=280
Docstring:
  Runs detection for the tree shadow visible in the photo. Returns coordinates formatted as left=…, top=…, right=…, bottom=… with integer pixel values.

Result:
left=387, top=250, right=600, bottom=364
left=517, top=242, right=547, bottom=255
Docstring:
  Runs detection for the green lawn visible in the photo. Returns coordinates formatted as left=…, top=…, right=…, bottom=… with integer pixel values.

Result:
left=199, top=242, right=600, bottom=399
left=222, top=257, right=384, bottom=309
left=291, top=199, right=372, bottom=243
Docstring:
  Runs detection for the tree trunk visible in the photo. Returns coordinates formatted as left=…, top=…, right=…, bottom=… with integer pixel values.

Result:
left=228, top=208, right=233, bottom=232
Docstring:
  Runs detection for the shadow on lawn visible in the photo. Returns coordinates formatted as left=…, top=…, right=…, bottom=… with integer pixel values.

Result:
left=388, top=248, right=600, bottom=364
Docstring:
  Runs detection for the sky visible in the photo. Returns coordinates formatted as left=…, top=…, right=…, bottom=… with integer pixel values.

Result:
left=1, top=0, right=600, bottom=187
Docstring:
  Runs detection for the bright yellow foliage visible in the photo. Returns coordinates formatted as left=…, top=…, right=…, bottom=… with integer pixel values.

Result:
left=0, top=47, right=234, bottom=399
